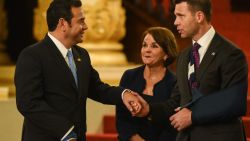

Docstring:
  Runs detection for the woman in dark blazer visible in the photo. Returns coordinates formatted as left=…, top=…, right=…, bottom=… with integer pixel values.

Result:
left=116, top=27, right=179, bottom=141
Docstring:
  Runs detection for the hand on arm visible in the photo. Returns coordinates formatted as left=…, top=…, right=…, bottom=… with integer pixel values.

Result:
left=170, top=108, right=192, bottom=131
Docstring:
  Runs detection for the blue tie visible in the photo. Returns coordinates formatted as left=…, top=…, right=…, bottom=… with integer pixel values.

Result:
left=67, top=50, right=78, bottom=86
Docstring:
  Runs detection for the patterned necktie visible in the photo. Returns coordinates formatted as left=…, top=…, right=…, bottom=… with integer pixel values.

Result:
left=192, top=42, right=201, bottom=70
left=67, top=50, right=78, bottom=86
left=189, top=42, right=201, bottom=88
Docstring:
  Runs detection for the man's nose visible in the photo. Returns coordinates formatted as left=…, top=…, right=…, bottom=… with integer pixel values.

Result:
left=174, top=19, right=178, bottom=26
left=82, top=23, right=88, bottom=30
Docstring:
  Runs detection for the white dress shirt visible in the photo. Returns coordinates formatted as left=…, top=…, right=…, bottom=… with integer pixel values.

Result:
left=188, top=26, right=216, bottom=79
left=48, top=32, right=73, bottom=66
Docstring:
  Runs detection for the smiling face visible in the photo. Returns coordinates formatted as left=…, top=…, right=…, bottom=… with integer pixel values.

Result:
left=141, top=33, right=167, bottom=67
left=174, top=2, right=199, bottom=39
left=65, top=7, right=88, bottom=44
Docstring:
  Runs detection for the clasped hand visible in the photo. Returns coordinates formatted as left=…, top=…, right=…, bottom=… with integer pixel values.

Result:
left=122, top=91, right=150, bottom=117
left=169, top=107, right=192, bottom=131
left=123, top=93, right=192, bottom=131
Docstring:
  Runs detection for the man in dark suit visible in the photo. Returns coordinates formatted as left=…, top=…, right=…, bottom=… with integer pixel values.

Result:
left=14, top=0, right=141, bottom=141
left=133, top=0, right=248, bottom=141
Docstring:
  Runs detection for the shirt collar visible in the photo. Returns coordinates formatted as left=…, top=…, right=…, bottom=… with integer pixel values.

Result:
left=47, top=32, right=71, bottom=59
left=192, top=26, right=215, bottom=50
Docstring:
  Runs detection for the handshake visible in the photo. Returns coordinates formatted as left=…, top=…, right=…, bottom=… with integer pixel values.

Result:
left=122, top=89, right=192, bottom=131
left=122, top=89, right=151, bottom=117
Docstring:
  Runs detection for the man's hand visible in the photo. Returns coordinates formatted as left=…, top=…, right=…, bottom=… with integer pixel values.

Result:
left=122, top=90, right=142, bottom=115
left=132, top=94, right=150, bottom=117
left=169, top=107, right=192, bottom=131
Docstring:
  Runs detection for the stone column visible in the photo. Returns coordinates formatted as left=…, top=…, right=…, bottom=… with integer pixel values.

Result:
left=34, top=0, right=127, bottom=66
left=34, top=0, right=50, bottom=41
left=0, top=0, right=10, bottom=65
left=0, top=0, right=7, bottom=47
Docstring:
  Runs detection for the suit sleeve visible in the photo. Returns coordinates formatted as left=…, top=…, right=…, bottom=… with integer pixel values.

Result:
left=191, top=48, right=248, bottom=125
left=149, top=82, right=180, bottom=123
left=220, top=48, right=248, bottom=88
left=87, top=65, right=124, bottom=104
left=116, top=71, right=138, bottom=141
left=15, top=49, right=73, bottom=139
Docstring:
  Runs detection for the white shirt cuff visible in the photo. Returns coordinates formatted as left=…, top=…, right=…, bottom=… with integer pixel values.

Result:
left=121, top=89, right=132, bottom=100
left=61, top=126, right=74, bottom=141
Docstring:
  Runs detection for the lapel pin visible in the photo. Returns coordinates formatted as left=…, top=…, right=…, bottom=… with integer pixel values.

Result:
left=211, top=52, right=216, bottom=56
left=77, top=58, right=81, bottom=62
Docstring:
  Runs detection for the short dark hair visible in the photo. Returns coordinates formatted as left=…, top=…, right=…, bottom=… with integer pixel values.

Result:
left=46, top=0, right=82, bottom=31
left=141, top=27, right=178, bottom=67
left=174, top=0, right=212, bottom=22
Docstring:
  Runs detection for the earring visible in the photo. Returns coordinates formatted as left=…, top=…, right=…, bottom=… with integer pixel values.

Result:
left=164, top=56, right=168, bottom=61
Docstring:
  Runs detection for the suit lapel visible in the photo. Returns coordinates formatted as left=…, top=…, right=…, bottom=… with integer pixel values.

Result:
left=72, top=47, right=89, bottom=98
left=44, top=35, right=78, bottom=92
left=179, top=47, right=193, bottom=103
left=196, top=33, right=220, bottom=82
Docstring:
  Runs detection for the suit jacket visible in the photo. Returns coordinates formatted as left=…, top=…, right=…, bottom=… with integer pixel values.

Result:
left=150, top=33, right=248, bottom=141
left=116, top=65, right=177, bottom=141
left=15, top=35, right=124, bottom=141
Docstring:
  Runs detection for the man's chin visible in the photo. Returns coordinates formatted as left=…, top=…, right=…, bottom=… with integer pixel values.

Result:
left=180, top=34, right=187, bottom=38
left=78, top=39, right=83, bottom=43
left=76, top=38, right=83, bottom=44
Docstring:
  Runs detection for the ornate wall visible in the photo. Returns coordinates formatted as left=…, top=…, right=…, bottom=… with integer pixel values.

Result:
left=0, top=0, right=7, bottom=45
left=34, top=0, right=127, bottom=65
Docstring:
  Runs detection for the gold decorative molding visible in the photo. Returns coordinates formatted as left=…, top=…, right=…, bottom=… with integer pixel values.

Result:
left=81, top=0, right=126, bottom=42
left=0, top=0, right=7, bottom=45
left=79, top=0, right=127, bottom=65
left=0, top=1, right=12, bottom=65
left=34, top=0, right=51, bottom=40
left=34, top=0, right=127, bottom=66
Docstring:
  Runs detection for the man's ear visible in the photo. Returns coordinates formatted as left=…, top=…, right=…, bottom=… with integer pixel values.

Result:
left=58, top=18, right=67, bottom=32
left=196, top=11, right=205, bottom=23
